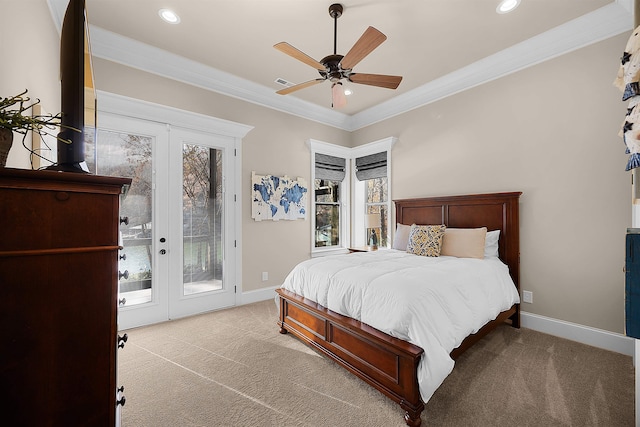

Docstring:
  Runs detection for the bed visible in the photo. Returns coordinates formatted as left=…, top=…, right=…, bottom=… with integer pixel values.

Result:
left=276, top=192, right=521, bottom=426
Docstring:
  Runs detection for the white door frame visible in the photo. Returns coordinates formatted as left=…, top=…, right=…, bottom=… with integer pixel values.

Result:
left=98, top=91, right=252, bottom=329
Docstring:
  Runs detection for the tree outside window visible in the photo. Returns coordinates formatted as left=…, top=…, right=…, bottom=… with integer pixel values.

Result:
left=365, top=176, right=388, bottom=248
left=315, top=179, right=341, bottom=247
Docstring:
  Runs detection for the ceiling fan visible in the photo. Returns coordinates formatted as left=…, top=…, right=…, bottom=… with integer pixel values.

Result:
left=274, top=3, right=402, bottom=109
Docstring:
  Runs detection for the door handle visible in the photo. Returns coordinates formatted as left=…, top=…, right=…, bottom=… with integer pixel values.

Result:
left=159, top=249, right=166, bottom=255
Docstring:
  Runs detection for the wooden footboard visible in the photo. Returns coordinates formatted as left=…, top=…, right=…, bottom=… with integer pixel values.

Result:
left=276, top=288, right=426, bottom=426
left=277, top=288, right=519, bottom=426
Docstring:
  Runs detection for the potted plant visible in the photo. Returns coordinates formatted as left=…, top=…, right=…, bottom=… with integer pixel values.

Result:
left=0, top=89, right=72, bottom=167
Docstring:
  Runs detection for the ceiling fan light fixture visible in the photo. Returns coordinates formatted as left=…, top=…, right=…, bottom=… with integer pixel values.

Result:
left=496, top=0, right=520, bottom=14
left=332, top=82, right=347, bottom=109
left=159, top=8, right=181, bottom=24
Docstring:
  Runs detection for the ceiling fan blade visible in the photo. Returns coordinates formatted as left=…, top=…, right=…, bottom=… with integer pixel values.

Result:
left=349, top=73, right=402, bottom=89
left=340, top=26, right=387, bottom=70
left=274, top=42, right=326, bottom=71
left=276, top=78, right=325, bottom=95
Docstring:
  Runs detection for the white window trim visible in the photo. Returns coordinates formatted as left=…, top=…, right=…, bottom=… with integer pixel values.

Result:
left=351, top=137, right=397, bottom=248
left=307, top=139, right=352, bottom=257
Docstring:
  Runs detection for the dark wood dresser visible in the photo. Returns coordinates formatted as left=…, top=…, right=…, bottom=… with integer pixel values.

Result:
left=0, top=168, right=131, bottom=426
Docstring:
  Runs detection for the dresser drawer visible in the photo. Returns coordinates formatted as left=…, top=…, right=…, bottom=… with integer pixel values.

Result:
left=0, top=184, right=119, bottom=251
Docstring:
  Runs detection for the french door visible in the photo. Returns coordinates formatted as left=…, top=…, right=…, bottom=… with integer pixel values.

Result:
left=87, top=112, right=237, bottom=329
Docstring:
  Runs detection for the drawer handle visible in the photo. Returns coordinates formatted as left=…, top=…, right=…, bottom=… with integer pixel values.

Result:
left=55, top=192, right=70, bottom=201
left=118, top=333, right=128, bottom=349
left=118, top=270, right=129, bottom=280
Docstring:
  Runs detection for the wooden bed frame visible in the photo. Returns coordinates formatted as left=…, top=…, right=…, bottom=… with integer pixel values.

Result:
left=276, top=192, right=521, bottom=426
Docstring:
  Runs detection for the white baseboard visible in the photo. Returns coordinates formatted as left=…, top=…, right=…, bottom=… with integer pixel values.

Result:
left=521, top=311, right=634, bottom=357
left=239, top=285, right=279, bottom=306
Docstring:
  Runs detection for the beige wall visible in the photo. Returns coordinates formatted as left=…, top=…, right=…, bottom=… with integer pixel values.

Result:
left=5, top=1, right=632, bottom=334
left=353, top=34, right=631, bottom=333
left=1, top=0, right=61, bottom=168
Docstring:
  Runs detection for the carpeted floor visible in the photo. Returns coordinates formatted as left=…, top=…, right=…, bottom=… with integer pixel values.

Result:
left=118, top=300, right=634, bottom=426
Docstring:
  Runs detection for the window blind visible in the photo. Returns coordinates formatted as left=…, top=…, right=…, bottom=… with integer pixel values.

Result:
left=355, top=151, right=387, bottom=181
left=315, top=153, right=346, bottom=182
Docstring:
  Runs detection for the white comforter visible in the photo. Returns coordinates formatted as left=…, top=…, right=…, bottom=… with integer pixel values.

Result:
left=279, top=249, right=520, bottom=403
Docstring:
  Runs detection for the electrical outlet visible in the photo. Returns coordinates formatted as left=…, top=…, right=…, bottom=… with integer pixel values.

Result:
left=261, top=272, right=268, bottom=282
left=522, top=290, right=533, bottom=304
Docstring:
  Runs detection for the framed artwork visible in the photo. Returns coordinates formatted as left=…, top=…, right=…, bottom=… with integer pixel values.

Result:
left=252, top=172, right=307, bottom=221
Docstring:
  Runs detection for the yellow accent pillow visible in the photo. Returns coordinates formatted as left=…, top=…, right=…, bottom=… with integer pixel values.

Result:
left=440, top=227, right=487, bottom=259
left=406, top=225, right=446, bottom=257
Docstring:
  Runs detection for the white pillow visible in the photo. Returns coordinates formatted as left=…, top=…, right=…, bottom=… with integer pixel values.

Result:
left=392, top=223, right=411, bottom=250
left=484, top=230, right=500, bottom=258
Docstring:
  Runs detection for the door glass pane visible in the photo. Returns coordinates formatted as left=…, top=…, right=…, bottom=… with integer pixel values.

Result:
left=85, top=129, right=154, bottom=306
left=182, top=144, right=223, bottom=295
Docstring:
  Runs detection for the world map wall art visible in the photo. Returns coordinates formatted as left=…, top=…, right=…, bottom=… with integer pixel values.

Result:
left=251, top=172, right=308, bottom=221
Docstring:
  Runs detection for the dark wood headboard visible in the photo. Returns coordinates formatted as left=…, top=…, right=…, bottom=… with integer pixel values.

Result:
left=394, top=192, right=522, bottom=291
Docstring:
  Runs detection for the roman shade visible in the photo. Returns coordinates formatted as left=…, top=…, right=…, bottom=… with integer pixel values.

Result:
left=355, top=151, right=387, bottom=181
left=315, top=153, right=346, bottom=181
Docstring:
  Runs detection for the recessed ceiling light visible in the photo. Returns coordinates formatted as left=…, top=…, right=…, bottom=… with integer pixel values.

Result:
left=496, top=0, right=520, bottom=14
left=159, top=9, right=180, bottom=24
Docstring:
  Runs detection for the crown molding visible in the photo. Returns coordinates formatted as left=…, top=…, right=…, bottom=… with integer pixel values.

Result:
left=349, top=1, right=633, bottom=130
left=88, top=26, right=353, bottom=131
left=48, top=0, right=632, bottom=132
left=47, top=1, right=351, bottom=130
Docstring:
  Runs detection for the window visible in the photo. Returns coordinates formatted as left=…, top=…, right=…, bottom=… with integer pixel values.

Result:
left=315, top=178, right=341, bottom=247
left=314, top=152, right=346, bottom=248
left=352, top=138, right=396, bottom=248
left=308, top=140, right=351, bottom=255
left=308, top=137, right=394, bottom=254
left=355, top=151, right=389, bottom=247
left=364, top=176, right=389, bottom=247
